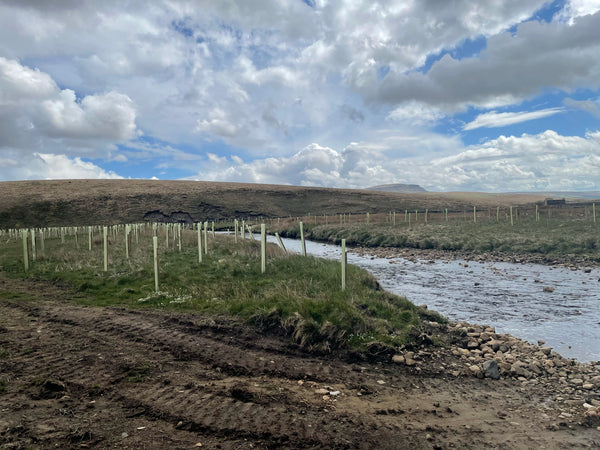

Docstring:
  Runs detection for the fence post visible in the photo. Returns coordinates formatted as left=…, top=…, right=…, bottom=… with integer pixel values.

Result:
left=341, top=239, right=347, bottom=291
left=445, top=208, right=448, bottom=222
left=473, top=206, right=477, bottom=223
left=261, top=224, right=266, bottom=273
left=22, top=230, right=29, bottom=271
left=425, top=209, right=428, bottom=224
left=103, top=226, right=108, bottom=271
left=203, top=221, right=208, bottom=254
left=197, top=223, right=203, bottom=262
left=593, top=203, right=596, bottom=224
left=125, top=224, right=130, bottom=259
left=153, top=235, right=159, bottom=292
left=30, top=229, right=36, bottom=261
left=510, top=206, right=514, bottom=226
left=299, top=221, right=306, bottom=256
left=88, top=226, right=92, bottom=251
left=177, top=223, right=182, bottom=252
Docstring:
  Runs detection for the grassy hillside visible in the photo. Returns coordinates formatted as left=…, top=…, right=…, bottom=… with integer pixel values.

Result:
left=0, top=179, right=548, bottom=228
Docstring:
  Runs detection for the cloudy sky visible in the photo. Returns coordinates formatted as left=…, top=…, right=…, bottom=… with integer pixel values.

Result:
left=1, top=0, right=600, bottom=192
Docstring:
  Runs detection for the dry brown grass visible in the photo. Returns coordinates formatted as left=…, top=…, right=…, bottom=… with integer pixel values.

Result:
left=0, top=179, right=551, bottom=228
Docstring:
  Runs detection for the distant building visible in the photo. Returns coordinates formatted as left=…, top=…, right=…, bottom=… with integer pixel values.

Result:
left=544, top=198, right=566, bottom=206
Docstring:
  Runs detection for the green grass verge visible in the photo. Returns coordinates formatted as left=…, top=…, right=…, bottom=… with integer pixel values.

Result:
left=277, top=218, right=600, bottom=261
left=0, top=229, right=442, bottom=352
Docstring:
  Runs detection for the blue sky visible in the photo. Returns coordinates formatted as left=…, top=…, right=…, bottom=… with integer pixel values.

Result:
left=1, top=0, right=600, bottom=192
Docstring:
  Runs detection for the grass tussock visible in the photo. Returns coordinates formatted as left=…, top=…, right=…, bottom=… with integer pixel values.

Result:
left=0, top=226, right=438, bottom=352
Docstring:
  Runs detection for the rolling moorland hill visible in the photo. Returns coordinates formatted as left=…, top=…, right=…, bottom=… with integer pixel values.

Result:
left=0, top=179, right=553, bottom=228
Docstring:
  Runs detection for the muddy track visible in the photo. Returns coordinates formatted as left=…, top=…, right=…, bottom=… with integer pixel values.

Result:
left=1, top=279, right=599, bottom=448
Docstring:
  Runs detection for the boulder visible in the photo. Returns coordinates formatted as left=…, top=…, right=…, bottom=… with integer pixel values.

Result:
left=483, top=360, right=500, bottom=380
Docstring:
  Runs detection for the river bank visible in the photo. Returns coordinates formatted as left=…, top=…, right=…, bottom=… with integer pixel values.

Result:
left=351, top=245, right=600, bottom=270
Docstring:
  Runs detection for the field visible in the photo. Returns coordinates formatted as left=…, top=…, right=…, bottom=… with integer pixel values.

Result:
left=1, top=180, right=600, bottom=448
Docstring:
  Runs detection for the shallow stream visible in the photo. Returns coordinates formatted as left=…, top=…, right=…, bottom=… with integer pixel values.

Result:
left=263, top=234, right=600, bottom=363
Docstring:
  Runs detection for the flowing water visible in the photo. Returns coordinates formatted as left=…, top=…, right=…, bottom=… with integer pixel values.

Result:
left=263, top=234, right=600, bottom=362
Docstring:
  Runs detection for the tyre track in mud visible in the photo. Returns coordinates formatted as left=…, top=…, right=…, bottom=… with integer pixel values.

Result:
left=2, top=278, right=599, bottom=449
left=0, top=299, right=407, bottom=449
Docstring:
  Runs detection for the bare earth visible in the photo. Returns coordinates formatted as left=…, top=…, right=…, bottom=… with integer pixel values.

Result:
left=1, top=275, right=599, bottom=449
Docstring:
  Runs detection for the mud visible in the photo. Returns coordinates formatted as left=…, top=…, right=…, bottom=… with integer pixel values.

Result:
left=1, top=276, right=599, bottom=449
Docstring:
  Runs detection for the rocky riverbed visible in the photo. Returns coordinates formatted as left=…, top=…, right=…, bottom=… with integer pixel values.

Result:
left=352, top=245, right=600, bottom=270
left=393, top=318, right=600, bottom=431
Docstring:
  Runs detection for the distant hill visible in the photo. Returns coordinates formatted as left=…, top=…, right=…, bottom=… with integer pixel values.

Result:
left=0, top=180, right=547, bottom=228
left=367, top=184, right=427, bottom=193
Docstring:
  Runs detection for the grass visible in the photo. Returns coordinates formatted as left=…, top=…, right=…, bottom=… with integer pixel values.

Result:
left=0, top=226, right=442, bottom=352
left=274, top=217, right=600, bottom=261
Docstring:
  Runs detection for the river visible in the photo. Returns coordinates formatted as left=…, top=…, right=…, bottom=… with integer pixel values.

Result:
left=263, top=234, right=600, bottom=363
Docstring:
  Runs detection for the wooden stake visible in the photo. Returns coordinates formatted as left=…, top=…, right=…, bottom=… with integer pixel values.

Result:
left=153, top=236, right=159, bottom=292
left=125, top=224, right=130, bottom=259
left=203, top=222, right=208, bottom=254
left=22, top=230, right=29, bottom=271
left=261, top=224, right=266, bottom=274
left=197, top=224, right=203, bottom=262
left=30, top=229, right=36, bottom=261
left=341, top=239, right=347, bottom=291
left=299, top=221, right=306, bottom=256
left=102, top=226, right=108, bottom=271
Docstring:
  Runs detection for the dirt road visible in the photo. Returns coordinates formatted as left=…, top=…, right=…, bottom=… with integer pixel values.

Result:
left=1, top=277, right=598, bottom=449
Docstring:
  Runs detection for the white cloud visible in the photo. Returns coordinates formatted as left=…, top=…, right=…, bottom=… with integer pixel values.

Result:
left=559, top=0, right=600, bottom=23
left=366, top=11, right=600, bottom=111
left=0, top=57, right=135, bottom=180
left=1, top=0, right=600, bottom=192
left=463, top=107, right=565, bottom=130
left=192, top=130, right=600, bottom=192
left=35, top=153, right=123, bottom=179
left=563, top=97, right=600, bottom=116
left=0, top=152, right=123, bottom=181
left=387, top=102, right=446, bottom=126
left=0, top=57, right=137, bottom=152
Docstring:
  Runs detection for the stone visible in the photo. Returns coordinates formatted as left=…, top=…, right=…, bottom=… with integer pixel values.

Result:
left=488, top=339, right=504, bottom=351
left=483, top=360, right=500, bottom=380
left=315, top=388, right=329, bottom=395
left=582, top=383, right=594, bottom=390
left=511, top=361, right=533, bottom=379
left=479, top=332, right=492, bottom=341
left=392, top=355, right=405, bottom=364
left=469, top=364, right=483, bottom=378
left=539, top=347, right=552, bottom=356
left=467, top=340, right=479, bottom=349
left=543, top=286, right=555, bottom=293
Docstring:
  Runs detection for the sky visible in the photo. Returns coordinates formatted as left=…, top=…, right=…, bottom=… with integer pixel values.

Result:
left=1, top=0, right=600, bottom=192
